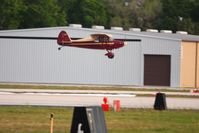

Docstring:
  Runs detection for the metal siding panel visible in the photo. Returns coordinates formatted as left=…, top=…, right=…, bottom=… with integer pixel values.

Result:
left=141, top=38, right=181, bottom=87
left=180, top=42, right=197, bottom=87
left=0, top=38, right=141, bottom=85
left=197, top=42, right=199, bottom=88
left=0, top=27, right=181, bottom=87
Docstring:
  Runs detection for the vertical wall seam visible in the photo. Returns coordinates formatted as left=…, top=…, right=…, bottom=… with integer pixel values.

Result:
left=196, top=42, right=199, bottom=88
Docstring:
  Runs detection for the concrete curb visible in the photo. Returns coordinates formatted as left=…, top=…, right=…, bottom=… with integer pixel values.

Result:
left=0, top=89, right=198, bottom=97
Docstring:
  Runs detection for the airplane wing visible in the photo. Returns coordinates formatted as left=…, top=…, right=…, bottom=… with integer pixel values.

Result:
left=71, top=33, right=113, bottom=44
left=71, top=36, right=94, bottom=42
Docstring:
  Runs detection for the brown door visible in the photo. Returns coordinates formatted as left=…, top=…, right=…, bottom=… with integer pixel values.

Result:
left=144, top=55, right=171, bottom=86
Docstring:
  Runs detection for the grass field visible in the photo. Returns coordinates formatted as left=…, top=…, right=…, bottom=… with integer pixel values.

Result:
left=0, top=106, right=199, bottom=133
left=0, top=83, right=189, bottom=92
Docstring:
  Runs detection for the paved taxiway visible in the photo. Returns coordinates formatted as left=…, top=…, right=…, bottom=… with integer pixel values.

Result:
left=0, top=89, right=199, bottom=109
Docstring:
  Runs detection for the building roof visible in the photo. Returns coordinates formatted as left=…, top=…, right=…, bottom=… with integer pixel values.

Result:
left=0, top=26, right=199, bottom=42
left=126, top=31, right=199, bottom=42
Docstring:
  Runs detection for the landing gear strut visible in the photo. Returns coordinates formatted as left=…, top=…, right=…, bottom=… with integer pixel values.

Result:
left=105, top=51, right=114, bottom=59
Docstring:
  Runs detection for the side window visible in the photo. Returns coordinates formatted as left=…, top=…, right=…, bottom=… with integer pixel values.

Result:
left=99, top=36, right=103, bottom=42
left=104, top=36, right=109, bottom=42
left=95, top=37, right=99, bottom=42
left=99, top=36, right=109, bottom=42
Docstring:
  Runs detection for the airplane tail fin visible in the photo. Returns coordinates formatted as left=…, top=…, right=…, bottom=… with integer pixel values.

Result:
left=57, top=31, right=72, bottom=45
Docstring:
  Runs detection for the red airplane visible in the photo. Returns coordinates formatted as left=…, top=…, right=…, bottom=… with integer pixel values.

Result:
left=57, top=31, right=127, bottom=59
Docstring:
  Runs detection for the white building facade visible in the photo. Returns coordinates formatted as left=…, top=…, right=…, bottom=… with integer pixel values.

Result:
left=0, top=26, right=198, bottom=87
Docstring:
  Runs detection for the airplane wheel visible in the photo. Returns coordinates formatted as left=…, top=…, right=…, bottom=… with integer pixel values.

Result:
left=107, top=52, right=114, bottom=59
left=58, top=47, right=61, bottom=50
left=108, top=55, right=114, bottom=59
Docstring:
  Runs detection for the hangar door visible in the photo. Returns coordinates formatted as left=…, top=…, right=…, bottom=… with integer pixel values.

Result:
left=144, top=55, right=171, bottom=86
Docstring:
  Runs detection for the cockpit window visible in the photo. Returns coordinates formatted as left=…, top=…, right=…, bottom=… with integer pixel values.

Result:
left=109, top=38, right=113, bottom=41
left=98, top=36, right=110, bottom=42
left=95, top=37, right=100, bottom=42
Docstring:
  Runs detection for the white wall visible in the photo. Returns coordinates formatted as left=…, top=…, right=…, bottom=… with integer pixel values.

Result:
left=0, top=28, right=142, bottom=85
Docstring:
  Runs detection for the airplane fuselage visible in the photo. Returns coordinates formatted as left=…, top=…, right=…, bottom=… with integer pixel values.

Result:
left=59, top=40, right=125, bottom=50
left=57, top=31, right=126, bottom=59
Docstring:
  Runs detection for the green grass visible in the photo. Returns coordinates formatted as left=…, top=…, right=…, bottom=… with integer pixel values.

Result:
left=0, top=83, right=189, bottom=92
left=0, top=106, right=71, bottom=133
left=107, top=109, right=199, bottom=133
left=0, top=106, right=199, bottom=133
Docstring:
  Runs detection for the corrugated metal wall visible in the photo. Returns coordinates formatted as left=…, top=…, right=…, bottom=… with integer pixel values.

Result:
left=141, top=38, right=181, bottom=87
left=180, top=41, right=199, bottom=88
left=0, top=28, right=142, bottom=85
left=0, top=27, right=181, bottom=87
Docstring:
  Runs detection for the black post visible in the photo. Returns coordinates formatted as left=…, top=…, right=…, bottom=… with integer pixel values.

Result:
left=70, top=106, right=107, bottom=133
left=154, top=92, right=167, bottom=110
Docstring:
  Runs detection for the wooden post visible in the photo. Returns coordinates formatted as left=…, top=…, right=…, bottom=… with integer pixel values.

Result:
left=50, top=113, right=54, bottom=133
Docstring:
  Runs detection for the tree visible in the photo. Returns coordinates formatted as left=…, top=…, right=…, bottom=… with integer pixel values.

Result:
left=67, top=0, right=109, bottom=28
left=107, top=0, right=162, bottom=30
left=0, top=0, right=25, bottom=30
left=20, top=0, right=67, bottom=29
left=157, top=0, right=198, bottom=34
left=190, top=1, right=199, bottom=34
left=134, top=0, right=162, bottom=29
left=0, top=0, right=198, bottom=35
left=191, top=2, right=199, bottom=22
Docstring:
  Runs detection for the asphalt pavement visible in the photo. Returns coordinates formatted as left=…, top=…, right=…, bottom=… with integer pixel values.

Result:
left=0, top=89, right=199, bottom=109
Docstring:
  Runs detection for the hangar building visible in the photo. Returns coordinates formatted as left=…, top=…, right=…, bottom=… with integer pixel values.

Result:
left=0, top=25, right=199, bottom=88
